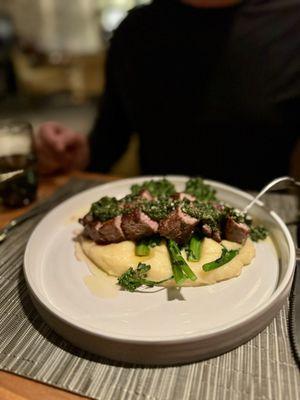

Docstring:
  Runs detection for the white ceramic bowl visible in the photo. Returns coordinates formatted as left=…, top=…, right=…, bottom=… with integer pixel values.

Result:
left=24, top=176, right=295, bottom=365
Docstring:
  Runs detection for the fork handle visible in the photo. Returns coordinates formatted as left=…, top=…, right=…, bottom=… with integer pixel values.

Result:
left=0, top=207, right=45, bottom=243
left=243, top=176, right=300, bottom=214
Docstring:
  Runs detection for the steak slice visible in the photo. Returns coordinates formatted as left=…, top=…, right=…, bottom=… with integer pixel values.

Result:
left=202, top=223, right=212, bottom=237
left=201, top=223, right=222, bottom=242
left=79, top=212, right=94, bottom=226
left=122, top=189, right=154, bottom=211
left=158, top=208, right=198, bottom=244
left=139, top=189, right=154, bottom=201
left=121, top=208, right=159, bottom=241
left=212, top=202, right=226, bottom=212
left=81, top=220, right=104, bottom=243
left=225, top=217, right=250, bottom=244
left=212, top=229, right=222, bottom=243
left=97, top=215, right=125, bottom=243
left=80, top=214, right=125, bottom=244
left=172, top=192, right=196, bottom=201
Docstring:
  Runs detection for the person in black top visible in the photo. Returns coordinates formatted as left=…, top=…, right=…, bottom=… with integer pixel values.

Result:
left=36, top=0, right=300, bottom=190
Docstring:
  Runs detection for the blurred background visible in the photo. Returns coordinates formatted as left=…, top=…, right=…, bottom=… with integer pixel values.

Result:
left=0, top=0, right=151, bottom=176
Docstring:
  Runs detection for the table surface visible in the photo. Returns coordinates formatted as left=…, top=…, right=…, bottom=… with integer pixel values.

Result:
left=1, top=172, right=298, bottom=400
left=0, top=171, right=117, bottom=400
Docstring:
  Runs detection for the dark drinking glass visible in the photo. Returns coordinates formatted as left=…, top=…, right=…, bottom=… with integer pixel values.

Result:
left=0, top=120, right=38, bottom=208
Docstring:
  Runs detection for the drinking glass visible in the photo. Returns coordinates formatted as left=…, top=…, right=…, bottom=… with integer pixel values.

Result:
left=0, top=120, right=38, bottom=207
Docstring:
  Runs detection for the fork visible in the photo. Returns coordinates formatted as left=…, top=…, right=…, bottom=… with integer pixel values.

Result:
left=243, top=176, right=300, bottom=214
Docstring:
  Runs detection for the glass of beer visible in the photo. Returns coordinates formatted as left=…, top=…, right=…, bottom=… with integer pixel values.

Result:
left=0, top=120, right=38, bottom=208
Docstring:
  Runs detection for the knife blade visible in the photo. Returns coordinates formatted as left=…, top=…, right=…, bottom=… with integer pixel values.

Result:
left=0, top=169, right=24, bottom=183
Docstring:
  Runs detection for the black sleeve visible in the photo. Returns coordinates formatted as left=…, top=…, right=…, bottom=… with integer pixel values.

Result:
left=283, top=97, right=300, bottom=127
left=87, top=35, right=132, bottom=173
left=279, top=96, right=300, bottom=142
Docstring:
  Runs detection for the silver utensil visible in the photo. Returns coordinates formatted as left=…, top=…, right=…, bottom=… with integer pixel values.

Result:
left=288, top=224, right=300, bottom=368
left=294, top=247, right=300, bottom=358
left=0, top=169, right=24, bottom=183
left=244, top=176, right=300, bottom=214
left=0, top=188, right=72, bottom=244
left=0, top=206, right=48, bottom=243
left=0, top=178, right=98, bottom=244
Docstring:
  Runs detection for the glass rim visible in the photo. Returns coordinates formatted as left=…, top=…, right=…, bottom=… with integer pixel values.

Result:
left=0, top=119, right=33, bottom=133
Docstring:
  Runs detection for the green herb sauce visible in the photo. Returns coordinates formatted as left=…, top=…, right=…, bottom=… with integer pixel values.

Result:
left=90, top=196, right=122, bottom=221
left=130, top=178, right=176, bottom=198
left=250, top=225, right=268, bottom=242
left=141, top=198, right=178, bottom=221
left=185, top=177, right=216, bottom=201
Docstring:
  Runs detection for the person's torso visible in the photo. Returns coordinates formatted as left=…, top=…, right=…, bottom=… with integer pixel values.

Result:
left=112, top=0, right=300, bottom=189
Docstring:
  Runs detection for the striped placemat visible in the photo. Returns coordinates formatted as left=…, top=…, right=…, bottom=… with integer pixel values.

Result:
left=0, top=179, right=299, bottom=400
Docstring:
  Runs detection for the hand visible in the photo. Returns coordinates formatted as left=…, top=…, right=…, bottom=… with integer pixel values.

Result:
left=35, top=122, right=90, bottom=175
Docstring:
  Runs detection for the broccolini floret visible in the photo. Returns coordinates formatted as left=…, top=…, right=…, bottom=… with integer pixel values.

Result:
left=118, top=263, right=172, bottom=292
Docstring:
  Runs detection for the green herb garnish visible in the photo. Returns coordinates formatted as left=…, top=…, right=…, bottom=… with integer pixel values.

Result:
left=90, top=196, right=122, bottom=221
left=167, top=239, right=197, bottom=284
left=185, top=177, right=216, bottom=201
left=202, top=247, right=239, bottom=272
left=130, top=179, right=176, bottom=198
left=250, top=225, right=268, bottom=242
left=181, top=200, right=222, bottom=230
left=141, top=198, right=178, bottom=221
left=118, top=263, right=172, bottom=292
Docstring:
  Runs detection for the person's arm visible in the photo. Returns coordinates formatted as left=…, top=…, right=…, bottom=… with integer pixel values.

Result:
left=87, top=33, right=133, bottom=173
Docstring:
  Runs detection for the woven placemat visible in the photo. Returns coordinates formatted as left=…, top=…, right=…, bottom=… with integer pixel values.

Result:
left=0, top=179, right=299, bottom=400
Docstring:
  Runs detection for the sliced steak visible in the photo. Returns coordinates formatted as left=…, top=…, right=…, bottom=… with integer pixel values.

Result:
left=139, top=189, right=154, bottom=201
left=80, top=215, right=125, bottom=244
left=81, top=220, right=104, bottom=243
left=122, top=189, right=154, bottom=211
left=158, top=208, right=198, bottom=244
left=202, top=223, right=212, bottom=237
left=212, top=202, right=226, bottom=212
left=225, top=217, right=250, bottom=244
left=97, top=215, right=125, bottom=243
left=201, top=223, right=222, bottom=242
left=79, top=212, right=94, bottom=226
left=121, top=208, right=158, bottom=241
left=172, top=192, right=196, bottom=201
left=212, top=229, right=222, bottom=243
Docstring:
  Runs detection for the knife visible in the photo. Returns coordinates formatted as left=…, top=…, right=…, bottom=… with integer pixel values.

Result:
left=0, top=170, right=24, bottom=183
left=288, top=222, right=300, bottom=368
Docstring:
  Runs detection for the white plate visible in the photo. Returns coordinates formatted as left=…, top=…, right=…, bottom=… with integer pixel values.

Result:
left=24, top=176, right=296, bottom=365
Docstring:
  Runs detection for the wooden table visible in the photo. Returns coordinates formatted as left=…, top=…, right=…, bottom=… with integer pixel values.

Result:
left=0, top=172, right=116, bottom=400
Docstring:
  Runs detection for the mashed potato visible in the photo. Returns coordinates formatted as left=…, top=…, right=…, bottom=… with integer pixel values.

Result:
left=80, top=236, right=255, bottom=287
